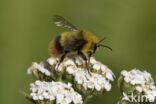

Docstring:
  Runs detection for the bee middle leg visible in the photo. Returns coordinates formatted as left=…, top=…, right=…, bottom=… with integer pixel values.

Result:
left=78, top=51, right=91, bottom=75
left=78, top=51, right=88, bottom=68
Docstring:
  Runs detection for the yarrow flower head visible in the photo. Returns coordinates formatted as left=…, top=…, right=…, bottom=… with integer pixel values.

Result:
left=30, top=80, right=83, bottom=104
left=26, top=56, right=115, bottom=104
left=28, top=62, right=51, bottom=76
left=118, top=68, right=156, bottom=103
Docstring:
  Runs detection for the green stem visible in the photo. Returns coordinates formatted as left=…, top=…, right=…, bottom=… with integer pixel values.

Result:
left=19, top=90, right=36, bottom=104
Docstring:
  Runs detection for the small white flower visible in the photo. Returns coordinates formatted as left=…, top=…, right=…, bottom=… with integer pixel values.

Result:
left=49, top=95, right=55, bottom=101
left=43, top=92, right=49, bottom=99
left=27, top=67, right=32, bottom=74
left=30, top=88, right=37, bottom=93
left=95, top=84, right=101, bottom=91
left=106, top=71, right=114, bottom=81
left=75, top=75, right=85, bottom=84
left=72, top=94, right=83, bottom=104
left=93, top=62, right=101, bottom=70
left=101, top=64, right=107, bottom=73
left=64, top=59, right=75, bottom=66
left=38, top=95, right=44, bottom=100
left=153, top=89, right=156, bottom=96
left=130, top=80, right=136, bottom=85
left=45, top=70, right=51, bottom=76
left=121, top=70, right=129, bottom=77
left=136, top=86, right=143, bottom=92
left=66, top=66, right=76, bottom=74
left=124, top=77, right=131, bottom=83
left=75, top=58, right=83, bottom=65
left=30, top=93, right=36, bottom=97
left=47, top=57, right=58, bottom=65
left=40, top=67, right=46, bottom=73
left=31, top=62, right=51, bottom=76
left=56, top=94, right=64, bottom=104
left=87, top=81, right=94, bottom=89
left=150, top=85, right=156, bottom=90
left=90, top=57, right=97, bottom=64
left=67, top=83, right=72, bottom=87
left=83, top=82, right=88, bottom=90
left=32, top=95, right=39, bottom=100
left=104, top=81, right=111, bottom=91
left=35, top=80, right=41, bottom=86
left=30, top=83, right=35, bottom=88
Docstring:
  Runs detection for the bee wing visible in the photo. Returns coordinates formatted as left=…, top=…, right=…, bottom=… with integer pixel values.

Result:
left=53, top=15, right=78, bottom=31
left=64, top=38, right=87, bottom=51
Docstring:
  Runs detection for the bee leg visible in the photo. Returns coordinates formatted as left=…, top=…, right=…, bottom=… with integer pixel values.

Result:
left=57, top=54, right=66, bottom=69
left=86, top=61, right=92, bottom=76
left=78, top=51, right=91, bottom=75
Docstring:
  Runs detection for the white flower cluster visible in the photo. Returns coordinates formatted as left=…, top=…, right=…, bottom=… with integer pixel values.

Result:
left=121, top=69, right=156, bottom=101
left=90, top=57, right=115, bottom=81
left=27, top=62, right=51, bottom=76
left=47, top=57, right=115, bottom=92
left=30, top=80, right=83, bottom=104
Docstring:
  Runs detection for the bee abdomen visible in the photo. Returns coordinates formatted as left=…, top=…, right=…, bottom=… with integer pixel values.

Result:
left=49, top=35, right=63, bottom=56
left=55, top=35, right=63, bottom=52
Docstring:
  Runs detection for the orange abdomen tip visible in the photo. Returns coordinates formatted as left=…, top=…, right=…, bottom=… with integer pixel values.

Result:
left=49, top=40, right=59, bottom=57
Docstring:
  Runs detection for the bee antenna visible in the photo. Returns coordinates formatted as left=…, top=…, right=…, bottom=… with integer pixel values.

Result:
left=97, top=37, right=106, bottom=44
left=98, top=44, right=112, bottom=51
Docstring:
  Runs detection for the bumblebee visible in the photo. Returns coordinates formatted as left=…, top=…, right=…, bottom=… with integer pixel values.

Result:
left=49, top=15, right=112, bottom=70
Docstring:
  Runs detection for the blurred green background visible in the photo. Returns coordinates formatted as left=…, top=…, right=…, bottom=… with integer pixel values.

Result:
left=0, top=0, right=156, bottom=104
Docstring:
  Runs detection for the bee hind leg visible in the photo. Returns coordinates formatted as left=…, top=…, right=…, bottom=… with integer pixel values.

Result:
left=56, top=54, right=66, bottom=69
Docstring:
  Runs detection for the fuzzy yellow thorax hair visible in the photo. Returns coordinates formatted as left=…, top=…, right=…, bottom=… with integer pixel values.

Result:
left=60, top=32, right=73, bottom=47
left=81, top=31, right=97, bottom=53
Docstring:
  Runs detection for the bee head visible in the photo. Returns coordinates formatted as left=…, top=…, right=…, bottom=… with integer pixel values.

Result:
left=88, top=37, right=112, bottom=57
